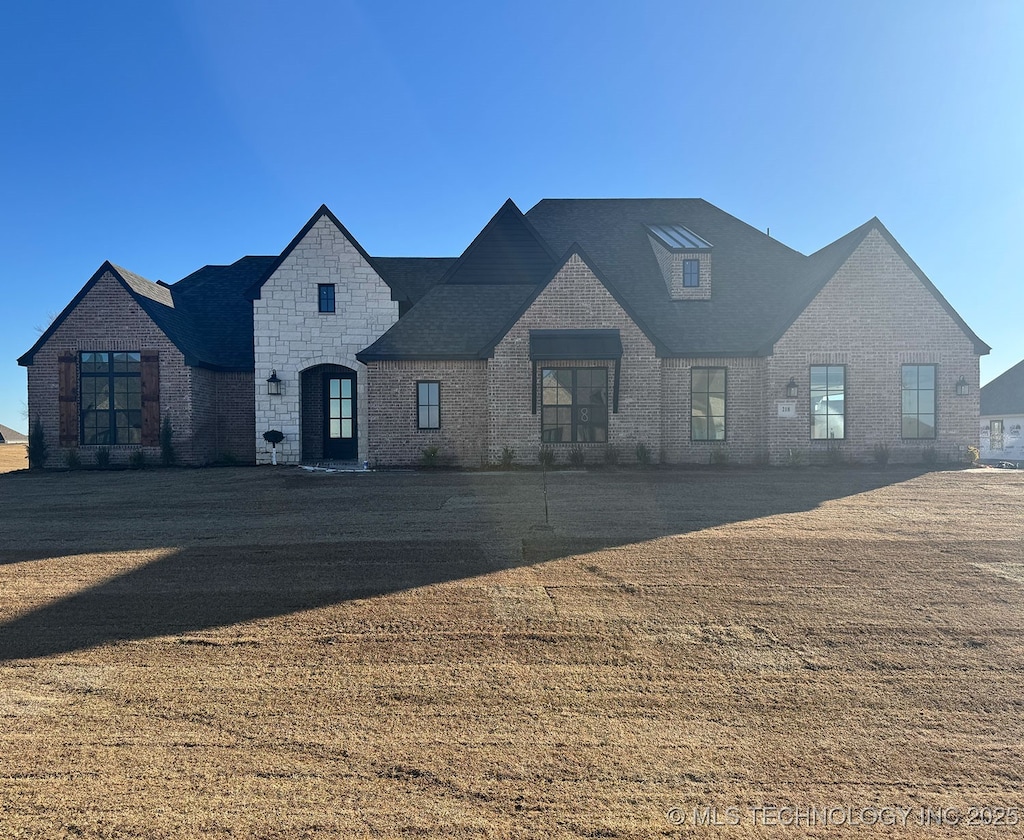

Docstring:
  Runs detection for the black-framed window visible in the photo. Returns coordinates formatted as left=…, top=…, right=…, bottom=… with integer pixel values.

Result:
left=683, top=258, right=700, bottom=288
left=417, top=381, right=440, bottom=429
left=80, top=351, right=142, bottom=445
left=810, top=365, right=845, bottom=440
left=691, top=367, right=726, bottom=441
left=318, top=283, right=336, bottom=313
left=541, top=367, right=607, bottom=443
left=901, top=365, right=936, bottom=439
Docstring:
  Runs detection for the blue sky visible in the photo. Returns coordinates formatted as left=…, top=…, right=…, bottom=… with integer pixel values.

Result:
left=2, top=0, right=1022, bottom=433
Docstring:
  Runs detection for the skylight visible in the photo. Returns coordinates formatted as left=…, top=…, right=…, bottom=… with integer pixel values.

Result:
left=646, top=223, right=712, bottom=251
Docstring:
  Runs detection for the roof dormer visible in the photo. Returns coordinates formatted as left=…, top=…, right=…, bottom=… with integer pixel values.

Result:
left=646, top=223, right=713, bottom=300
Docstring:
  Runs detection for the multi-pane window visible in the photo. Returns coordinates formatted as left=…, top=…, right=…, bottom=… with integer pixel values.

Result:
left=691, top=367, right=726, bottom=440
left=417, top=381, right=440, bottom=429
left=683, top=258, right=700, bottom=288
left=80, top=352, right=142, bottom=445
left=328, top=377, right=353, bottom=440
left=541, top=368, right=607, bottom=443
left=990, top=419, right=1004, bottom=451
left=318, top=283, right=336, bottom=313
left=810, top=365, right=845, bottom=440
left=901, top=365, right=936, bottom=439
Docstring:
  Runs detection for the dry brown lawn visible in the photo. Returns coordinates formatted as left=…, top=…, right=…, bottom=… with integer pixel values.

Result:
left=0, top=464, right=1022, bottom=838
left=0, top=443, right=27, bottom=474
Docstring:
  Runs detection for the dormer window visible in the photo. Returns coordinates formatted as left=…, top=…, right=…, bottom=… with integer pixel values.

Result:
left=646, top=224, right=713, bottom=301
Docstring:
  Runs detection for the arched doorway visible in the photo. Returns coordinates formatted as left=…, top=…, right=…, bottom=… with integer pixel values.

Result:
left=301, top=364, right=357, bottom=462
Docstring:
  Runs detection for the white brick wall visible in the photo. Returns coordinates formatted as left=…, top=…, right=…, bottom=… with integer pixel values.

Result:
left=253, top=215, right=398, bottom=464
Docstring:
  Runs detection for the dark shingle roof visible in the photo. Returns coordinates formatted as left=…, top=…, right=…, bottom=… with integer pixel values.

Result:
left=0, top=423, right=28, bottom=443
left=981, top=359, right=1024, bottom=416
left=372, top=257, right=456, bottom=304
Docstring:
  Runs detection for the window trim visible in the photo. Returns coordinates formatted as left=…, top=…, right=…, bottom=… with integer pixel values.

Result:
left=318, top=283, right=336, bottom=313
left=810, top=364, right=846, bottom=441
left=901, top=364, right=937, bottom=440
left=416, top=380, right=440, bottom=430
left=79, top=351, right=143, bottom=446
left=690, top=366, right=727, bottom=442
left=682, top=258, right=700, bottom=288
left=540, top=366, right=609, bottom=444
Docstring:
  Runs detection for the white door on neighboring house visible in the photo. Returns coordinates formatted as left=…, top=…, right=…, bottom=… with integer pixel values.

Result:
left=990, top=419, right=1004, bottom=451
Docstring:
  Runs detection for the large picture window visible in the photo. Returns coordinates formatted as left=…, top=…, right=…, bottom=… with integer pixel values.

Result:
left=541, top=368, right=607, bottom=443
left=902, top=365, right=936, bottom=439
left=691, top=367, right=726, bottom=440
left=810, top=365, right=845, bottom=440
left=417, top=381, right=440, bottom=429
left=80, top=351, right=142, bottom=445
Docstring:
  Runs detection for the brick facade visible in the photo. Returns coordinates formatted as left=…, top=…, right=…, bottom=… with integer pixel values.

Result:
left=253, top=214, right=398, bottom=464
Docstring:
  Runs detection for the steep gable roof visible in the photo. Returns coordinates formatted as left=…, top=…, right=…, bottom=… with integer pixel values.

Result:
left=981, top=358, right=1024, bottom=416
left=373, top=257, right=456, bottom=305
left=439, top=199, right=559, bottom=286
left=0, top=423, right=28, bottom=443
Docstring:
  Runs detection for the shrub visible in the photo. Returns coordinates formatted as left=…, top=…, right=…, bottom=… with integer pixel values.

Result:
left=568, top=445, right=586, bottom=467
left=499, top=446, right=515, bottom=469
left=420, top=445, right=441, bottom=467
left=786, top=448, right=804, bottom=467
left=160, top=415, right=175, bottom=466
left=27, top=417, right=47, bottom=469
left=635, top=442, right=651, bottom=468
left=921, top=446, right=937, bottom=467
left=95, top=448, right=111, bottom=469
left=604, top=444, right=620, bottom=466
left=65, top=449, right=81, bottom=470
left=538, top=446, right=555, bottom=468
left=826, top=445, right=845, bottom=467
left=129, top=450, right=146, bottom=470
left=966, top=445, right=980, bottom=465
left=710, top=447, right=729, bottom=466
left=872, top=442, right=890, bottom=468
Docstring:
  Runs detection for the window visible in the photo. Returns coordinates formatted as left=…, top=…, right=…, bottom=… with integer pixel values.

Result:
left=80, top=352, right=142, bottom=445
left=318, top=283, right=336, bottom=313
left=683, top=258, right=700, bottom=288
left=810, top=365, right=845, bottom=439
left=691, top=367, right=726, bottom=440
left=541, top=368, right=607, bottom=443
left=901, top=365, right=936, bottom=439
left=990, top=419, right=1004, bottom=451
left=417, top=381, right=440, bottom=429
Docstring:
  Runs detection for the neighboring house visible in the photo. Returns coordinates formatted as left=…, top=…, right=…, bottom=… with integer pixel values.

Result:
left=980, top=358, right=1024, bottom=463
left=19, top=199, right=989, bottom=468
left=0, top=424, right=28, bottom=444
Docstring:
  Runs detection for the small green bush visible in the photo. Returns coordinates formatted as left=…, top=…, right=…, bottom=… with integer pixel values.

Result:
left=538, top=446, right=555, bottom=468
left=635, top=443, right=651, bottom=468
left=604, top=444, right=620, bottom=466
left=826, top=445, right=845, bottom=467
left=28, top=417, right=47, bottom=469
left=65, top=449, right=82, bottom=470
left=95, top=448, right=111, bottom=469
left=568, top=445, right=586, bottom=467
left=160, top=415, right=175, bottom=466
left=499, top=446, right=515, bottom=469
left=872, top=442, right=890, bottom=468
left=129, top=450, right=146, bottom=470
left=786, top=448, right=804, bottom=467
left=710, top=447, right=729, bottom=466
left=420, top=445, right=441, bottom=467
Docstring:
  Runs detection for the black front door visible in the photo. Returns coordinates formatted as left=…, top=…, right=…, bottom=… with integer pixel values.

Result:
left=324, top=373, right=357, bottom=460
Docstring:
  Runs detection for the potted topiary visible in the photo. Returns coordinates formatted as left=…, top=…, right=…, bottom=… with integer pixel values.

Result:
left=262, top=429, right=284, bottom=465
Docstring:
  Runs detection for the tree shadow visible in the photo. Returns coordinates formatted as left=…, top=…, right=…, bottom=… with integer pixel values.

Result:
left=0, top=466, right=928, bottom=661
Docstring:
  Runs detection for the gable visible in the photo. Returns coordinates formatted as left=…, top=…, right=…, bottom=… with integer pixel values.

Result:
left=981, top=358, right=1024, bottom=416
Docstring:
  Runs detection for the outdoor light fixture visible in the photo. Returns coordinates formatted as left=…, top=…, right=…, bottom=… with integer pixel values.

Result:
left=785, top=377, right=798, bottom=398
left=955, top=375, right=969, bottom=396
left=267, top=370, right=282, bottom=396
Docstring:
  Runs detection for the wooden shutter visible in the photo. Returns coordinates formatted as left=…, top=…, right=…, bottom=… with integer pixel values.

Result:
left=58, top=353, right=78, bottom=446
left=140, top=351, right=160, bottom=446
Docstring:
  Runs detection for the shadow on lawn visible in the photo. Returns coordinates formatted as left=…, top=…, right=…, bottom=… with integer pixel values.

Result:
left=0, top=466, right=924, bottom=661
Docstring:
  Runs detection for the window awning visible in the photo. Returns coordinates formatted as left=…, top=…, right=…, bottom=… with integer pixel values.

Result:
left=529, top=329, right=622, bottom=360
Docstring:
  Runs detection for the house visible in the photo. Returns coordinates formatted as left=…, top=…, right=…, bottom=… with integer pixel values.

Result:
left=0, top=424, right=28, bottom=444
left=18, top=199, right=989, bottom=468
left=980, top=358, right=1024, bottom=463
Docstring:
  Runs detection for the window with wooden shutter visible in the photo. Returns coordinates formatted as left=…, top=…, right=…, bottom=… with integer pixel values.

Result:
left=140, top=351, right=160, bottom=446
left=58, top=353, right=78, bottom=446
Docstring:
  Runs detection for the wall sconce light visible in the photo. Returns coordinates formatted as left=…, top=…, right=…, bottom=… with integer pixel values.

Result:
left=785, top=377, right=798, bottom=398
left=267, top=370, right=282, bottom=396
left=955, top=375, right=969, bottom=396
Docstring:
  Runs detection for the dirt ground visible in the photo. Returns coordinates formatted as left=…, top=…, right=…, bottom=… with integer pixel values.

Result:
left=0, top=443, right=27, bottom=474
left=0, top=462, right=1022, bottom=838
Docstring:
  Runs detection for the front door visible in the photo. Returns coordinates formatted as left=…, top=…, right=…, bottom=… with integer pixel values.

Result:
left=324, top=373, right=357, bottom=460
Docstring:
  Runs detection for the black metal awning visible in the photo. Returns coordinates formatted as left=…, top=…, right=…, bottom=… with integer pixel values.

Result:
left=529, top=329, right=622, bottom=360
